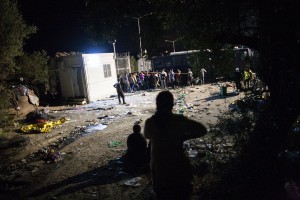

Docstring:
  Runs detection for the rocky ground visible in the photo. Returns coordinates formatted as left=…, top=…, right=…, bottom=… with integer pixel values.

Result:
left=0, top=83, right=246, bottom=200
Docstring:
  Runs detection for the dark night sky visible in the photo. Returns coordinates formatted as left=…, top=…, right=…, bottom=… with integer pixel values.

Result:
left=18, top=0, right=137, bottom=57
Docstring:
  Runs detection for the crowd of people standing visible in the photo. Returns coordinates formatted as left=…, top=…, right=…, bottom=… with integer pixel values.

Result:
left=234, top=67, right=258, bottom=92
left=117, top=69, right=195, bottom=93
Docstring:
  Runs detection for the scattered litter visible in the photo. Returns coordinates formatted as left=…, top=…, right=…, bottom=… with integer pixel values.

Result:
left=85, top=124, right=107, bottom=133
left=206, top=110, right=212, bottom=114
left=129, top=104, right=138, bottom=108
left=91, top=106, right=113, bottom=111
left=188, top=149, right=198, bottom=158
left=85, top=119, right=96, bottom=123
left=20, top=117, right=67, bottom=133
left=98, top=115, right=108, bottom=119
left=31, top=167, right=39, bottom=173
left=124, top=177, right=142, bottom=187
left=134, top=119, right=143, bottom=125
left=25, top=110, right=49, bottom=124
left=108, top=140, right=123, bottom=148
left=44, top=149, right=62, bottom=163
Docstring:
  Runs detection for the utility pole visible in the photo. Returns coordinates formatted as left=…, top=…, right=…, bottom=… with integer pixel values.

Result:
left=132, top=13, right=152, bottom=70
left=165, top=38, right=181, bottom=52
left=112, top=40, right=119, bottom=74
left=112, top=40, right=116, bottom=59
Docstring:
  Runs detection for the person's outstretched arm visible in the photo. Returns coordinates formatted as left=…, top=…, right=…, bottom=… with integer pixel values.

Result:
left=183, top=118, right=207, bottom=140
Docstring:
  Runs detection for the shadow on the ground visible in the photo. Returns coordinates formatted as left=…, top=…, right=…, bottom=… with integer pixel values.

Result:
left=27, top=158, right=149, bottom=199
left=202, top=92, right=239, bottom=102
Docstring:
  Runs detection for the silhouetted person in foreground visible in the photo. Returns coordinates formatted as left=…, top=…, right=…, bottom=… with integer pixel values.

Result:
left=122, top=124, right=150, bottom=173
left=144, top=91, right=207, bottom=200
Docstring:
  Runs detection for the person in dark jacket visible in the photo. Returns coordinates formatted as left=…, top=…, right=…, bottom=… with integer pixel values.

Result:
left=113, top=77, right=126, bottom=104
left=144, top=91, right=207, bottom=200
left=234, top=68, right=243, bottom=92
left=123, top=124, right=149, bottom=172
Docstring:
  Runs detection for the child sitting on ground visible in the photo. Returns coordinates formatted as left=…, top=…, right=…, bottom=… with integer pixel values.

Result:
left=122, top=124, right=150, bottom=173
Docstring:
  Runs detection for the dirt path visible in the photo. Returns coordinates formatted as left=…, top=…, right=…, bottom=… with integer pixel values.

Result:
left=0, top=83, right=244, bottom=200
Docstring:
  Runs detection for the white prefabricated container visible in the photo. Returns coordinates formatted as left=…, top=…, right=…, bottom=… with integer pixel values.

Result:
left=57, top=53, right=117, bottom=102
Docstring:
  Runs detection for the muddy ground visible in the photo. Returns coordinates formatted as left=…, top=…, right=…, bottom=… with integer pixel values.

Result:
left=0, top=83, right=244, bottom=200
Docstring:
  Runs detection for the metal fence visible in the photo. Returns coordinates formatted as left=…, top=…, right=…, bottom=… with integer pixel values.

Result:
left=115, top=52, right=131, bottom=76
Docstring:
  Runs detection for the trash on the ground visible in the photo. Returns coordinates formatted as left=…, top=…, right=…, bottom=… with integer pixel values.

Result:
left=124, top=177, right=142, bottom=187
left=85, top=124, right=107, bottom=133
left=98, top=115, right=115, bottom=119
left=31, top=167, right=39, bottom=173
left=108, top=140, right=123, bottom=148
left=183, top=141, right=190, bottom=150
left=20, top=117, right=67, bottom=133
left=134, top=119, right=143, bottom=125
left=178, top=109, right=185, bottom=115
left=85, top=119, right=96, bottom=123
left=129, top=104, right=138, bottom=108
left=206, top=110, right=212, bottom=114
left=44, top=149, right=62, bottom=163
left=91, top=106, right=113, bottom=111
left=25, top=110, right=49, bottom=124
left=223, top=143, right=234, bottom=147
left=188, top=149, right=198, bottom=158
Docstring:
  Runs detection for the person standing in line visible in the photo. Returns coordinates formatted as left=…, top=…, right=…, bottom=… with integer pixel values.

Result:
left=200, top=68, right=207, bottom=85
left=154, top=71, right=160, bottom=88
left=234, top=68, right=242, bottom=92
left=160, top=69, right=167, bottom=90
left=175, top=69, right=182, bottom=88
left=132, top=72, right=139, bottom=91
left=128, top=73, right=138, bottom=92
left=124, top=71, right=130, bottom=93
left=113, top=77, right=126, bottom=104
left=187, top=68, right=194, bottom=86
left=139, top=71, right=145, bottom=90
left=144, top=91, right=207, bottom=200
left=149, top=72, right=155, bottom=90
left=144, top=71, right=150, bottom=91
left=168, top=69, right=175, bottom=89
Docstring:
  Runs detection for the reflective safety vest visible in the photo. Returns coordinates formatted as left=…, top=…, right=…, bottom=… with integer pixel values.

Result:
left=244, top=71, right=252, bottom=80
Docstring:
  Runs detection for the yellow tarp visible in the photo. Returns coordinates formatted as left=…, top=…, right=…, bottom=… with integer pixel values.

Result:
left=20, top=117, right=67, bottom=133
